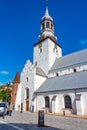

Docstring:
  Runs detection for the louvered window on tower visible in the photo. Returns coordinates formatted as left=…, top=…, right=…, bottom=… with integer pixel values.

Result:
left=42, top=23, right=44, bottom=30
left=38, top=43, right=42, bottom=53
left=54, top=44, right=57, bottom=49
left=51, top=24, right=53, bottom=30
left=38, top=43, right=42, bottom=48
left=46, top=22, right=49, bottom=28
left=53, top=43, right=57, bottom=52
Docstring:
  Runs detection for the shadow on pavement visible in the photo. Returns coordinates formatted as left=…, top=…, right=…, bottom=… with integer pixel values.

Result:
left=0, top=122, right=64, bottom=130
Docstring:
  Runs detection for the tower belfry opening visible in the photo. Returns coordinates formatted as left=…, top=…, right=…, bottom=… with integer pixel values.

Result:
left=38, top=0, right=57, bottom=42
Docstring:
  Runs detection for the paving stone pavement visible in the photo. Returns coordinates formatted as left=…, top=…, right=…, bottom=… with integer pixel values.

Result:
left=0, top=111, right=87, bottom=130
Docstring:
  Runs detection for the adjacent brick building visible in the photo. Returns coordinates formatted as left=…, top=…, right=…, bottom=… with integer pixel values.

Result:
left=11, top=72, right=20, bottom=108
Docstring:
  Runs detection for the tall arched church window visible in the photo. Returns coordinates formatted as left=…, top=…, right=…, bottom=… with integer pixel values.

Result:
left=26, top=88, right=29, bottom=99
left=45, top=96, right=49, bottom=108
left=64, top=95, right=72, bottom=109
left=26, top=77, right=28, bottom=82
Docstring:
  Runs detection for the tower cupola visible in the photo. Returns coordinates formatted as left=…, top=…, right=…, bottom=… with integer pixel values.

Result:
left=38, top=0, right=57, bottom=42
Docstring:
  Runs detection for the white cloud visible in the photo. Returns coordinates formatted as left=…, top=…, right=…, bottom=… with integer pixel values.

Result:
left=79, top=40, right=87, bottom=46
left=0, top=71, right=9, bottom=75
left=0, top=82, right=3, bottom=86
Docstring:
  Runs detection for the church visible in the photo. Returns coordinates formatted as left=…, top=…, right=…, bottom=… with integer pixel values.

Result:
left=11, top=3, right=87, bottom=116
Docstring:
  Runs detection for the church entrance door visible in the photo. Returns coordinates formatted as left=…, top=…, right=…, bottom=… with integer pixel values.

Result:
left=26, top=100, right=29, bottom=111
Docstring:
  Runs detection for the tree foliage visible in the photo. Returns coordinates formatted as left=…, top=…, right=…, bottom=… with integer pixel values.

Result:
left=0, top=87, right=11, bottom=102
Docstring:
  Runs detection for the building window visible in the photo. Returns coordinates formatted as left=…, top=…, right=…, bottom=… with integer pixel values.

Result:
left=26, top=77, right=28, bottom=82
left=35, top=61, right=37, bottom=66
left=40, top=48, right=42, bottom=53
left=73, top=68, right=77, bottom=72
left=38, top=43, right=42, bottom=48
left=51, top=24, right=53, bottom=30
left=56, top=73, right=59, bottom=76
left=26, top=88, right=29, bottom=99
left=54, top=43, right=57, bottom=50
left=64, top=95, right=72, bottom=109
left=38, top=43, right=42, bottom=53
left=46, top=22, right=49, bottom=28
left=42, top=23, right=44, bottom=30
left=45, top=96, right=49, bottom=108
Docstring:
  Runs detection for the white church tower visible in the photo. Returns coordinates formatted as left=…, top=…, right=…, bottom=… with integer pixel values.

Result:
left=33, top=0, right=62, bottom=74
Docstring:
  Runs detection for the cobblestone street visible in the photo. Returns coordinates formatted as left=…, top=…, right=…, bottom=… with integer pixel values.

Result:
left=0, top=111, right=87, bottom=130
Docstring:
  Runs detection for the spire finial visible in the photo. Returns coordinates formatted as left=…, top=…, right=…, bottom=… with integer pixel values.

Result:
left=46, top=0, right=48, bottom=9
left=45, top=0, right=49, bottom=15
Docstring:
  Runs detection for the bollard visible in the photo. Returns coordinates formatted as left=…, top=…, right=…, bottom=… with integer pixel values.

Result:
left=38, top=110, right=44, bottom=127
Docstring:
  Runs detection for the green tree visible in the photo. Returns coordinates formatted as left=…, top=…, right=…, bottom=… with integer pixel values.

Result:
left=0, top=88, right=11, bottom=102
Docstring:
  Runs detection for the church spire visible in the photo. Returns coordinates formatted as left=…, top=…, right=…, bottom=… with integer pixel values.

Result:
left=46, top=0, right=48, bottom=8
left=45, top=0, right=49, bottom=15
left=38, top=0, right=57, bottom=42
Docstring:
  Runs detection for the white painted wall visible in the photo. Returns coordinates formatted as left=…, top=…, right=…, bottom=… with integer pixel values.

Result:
left=48, top=39, right=62, bottom=70
left=36, top=90, right=78, bottom=114
left=19, top=60, right=35, bottom=111
left=80, top=90, right=87, bottom=115
left=37, top=95, right=44, bottom=111
left=49, top=63, right=87, bottom=78
left=34, top=74, right=47, bottom=91
left=33, top=38, right=62, bottom=74
left=16, top=59, right=47, bottom=112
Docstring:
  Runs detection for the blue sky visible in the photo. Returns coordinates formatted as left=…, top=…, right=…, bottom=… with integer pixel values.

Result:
left=0, top=0, right=87, bottom=85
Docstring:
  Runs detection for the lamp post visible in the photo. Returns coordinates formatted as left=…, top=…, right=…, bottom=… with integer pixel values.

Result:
left=3, top=81, right=12, bottom=119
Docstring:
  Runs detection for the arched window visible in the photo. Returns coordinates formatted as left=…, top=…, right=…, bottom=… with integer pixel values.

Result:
left=42, top=23, right=44, bottom=30
left=45, top=96, right=49, bottom=108
left=26, top=77, right=28, bottom=82
left=56, top=73, right=59, bottom=76
left=64, top=95, right=72, bottom=109
left=26, top=88, right=29, bottom=99
left=46, top=22, right=49, bottom=28
left=51, top=24, right=53, bottom=30
left=73, top=68, right=77, bottom=72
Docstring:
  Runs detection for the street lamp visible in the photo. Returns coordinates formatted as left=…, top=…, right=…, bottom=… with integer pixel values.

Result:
left=3, top=81, right=12, bottom=119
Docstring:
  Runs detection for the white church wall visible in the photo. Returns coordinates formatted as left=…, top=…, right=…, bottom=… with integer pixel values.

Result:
left=51, top=96, right=58, bottom=113
left=19, top=60, right=35, bottom=111
left=48, top=39, right=62, bottom=70
left=34, top=74, right=47, bottom=91
left=76, top=89, right=87, bottom=115
left=57, top=94, right=63, bottom=113
left=33, top=40, right=49, bottom=74
left=36, top=95, right=44, bottom=111
left=80, top=64, right=87, bottom=71
left=33, top=38, right=62, bottom=74
left=56, top=91, right=76, bottom=114
left=49, top=63, right=87, bottom=78
left=36, top=90, right=77, bottom=114
left=81, top=90, right=87, bottom=115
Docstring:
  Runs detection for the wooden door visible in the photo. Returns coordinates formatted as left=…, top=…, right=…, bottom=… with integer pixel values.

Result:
left=26, top=101, right=29, bottom=111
